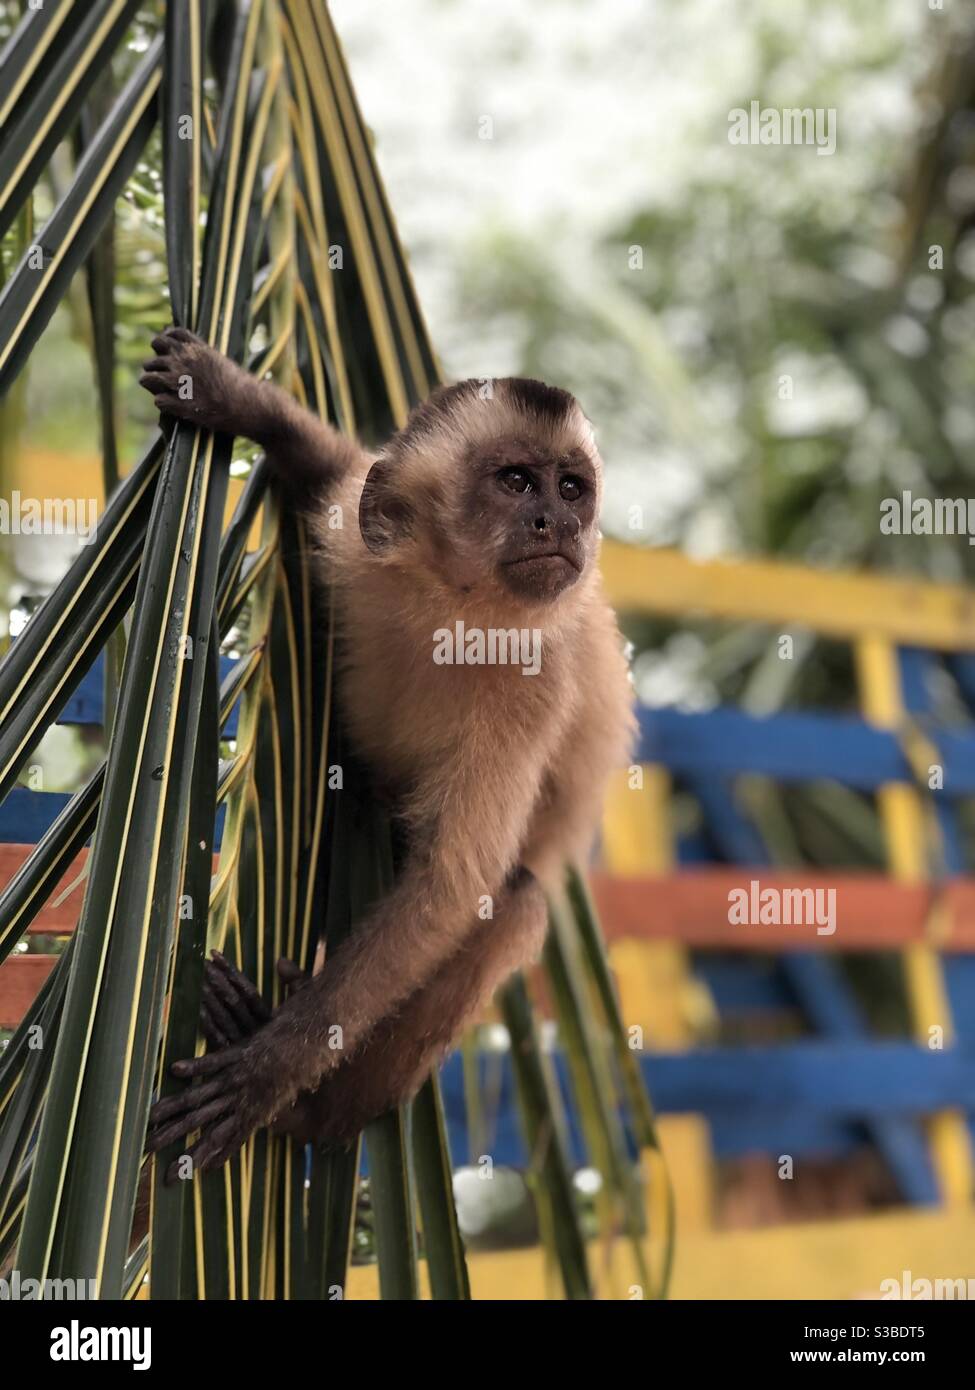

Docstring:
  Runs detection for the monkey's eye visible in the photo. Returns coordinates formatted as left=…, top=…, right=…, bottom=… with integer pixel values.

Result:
left=559, top=475, right=585, bottom=501
left=498, top=468, right=532, bottom=494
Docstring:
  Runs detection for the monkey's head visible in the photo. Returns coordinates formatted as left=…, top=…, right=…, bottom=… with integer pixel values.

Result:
left=358, top=378, right=602, bottom=606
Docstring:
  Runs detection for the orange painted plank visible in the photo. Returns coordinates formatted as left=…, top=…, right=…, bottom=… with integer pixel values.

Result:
left=0, top=844, right=86, bottom=935
left=0, top=845, right=219, bottom=937
left=0, top=844, right=86, bottom=934
left=0, top=955, right=57, bottom=1029
left=591, top=870, right=975, bottom=951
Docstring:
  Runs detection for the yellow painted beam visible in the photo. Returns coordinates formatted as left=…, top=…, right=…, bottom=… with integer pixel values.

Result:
left=14, top=450, right=262, bottom=549
left=602, top=766, right=715, bottom=1233
left=854, top=633, right=973, bottom=1206
left=601, top=542, right=975, bottom=651
left=344, top=1206, right=975, bottom=1300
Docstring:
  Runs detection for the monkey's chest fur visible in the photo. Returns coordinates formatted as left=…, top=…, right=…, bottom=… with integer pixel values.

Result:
left=332, top=587, right=577, bottom=807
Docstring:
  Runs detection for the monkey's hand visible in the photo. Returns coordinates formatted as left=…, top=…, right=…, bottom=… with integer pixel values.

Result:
left=140, top=327, right=256, bottom=436
left=140, top=326, right=366, bottom=498
left=147, top=953, right=309, bottom=1181
left=147, top=1040, right=279, bottom=1179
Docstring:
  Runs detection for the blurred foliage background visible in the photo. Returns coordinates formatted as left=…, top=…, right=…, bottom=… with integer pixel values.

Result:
left=331, top=0, right=974, bottom=560
left=328, top=0, right=975, bottom=714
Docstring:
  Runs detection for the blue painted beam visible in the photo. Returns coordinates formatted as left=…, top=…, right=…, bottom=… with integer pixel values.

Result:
left=690, top=770, right=938, bottom=1203
left=706, top=1111, right=861, bottom=1161
left=946, top=653, right=975, bottom=717
left=435, top=1047, right=966, bottom=1169
left=638, top=705, right=975, bottom=795
left=0, top=787, right=225, bottom=849
left=55, top=651, right=240, bottom=734
left=900, top=646, right=975, bottom=1155
left=643, top=1041, right=975, bottom=1115
left=0, top=787, right=73, bottom=845
left=694, top=958, right=793, bottom=1013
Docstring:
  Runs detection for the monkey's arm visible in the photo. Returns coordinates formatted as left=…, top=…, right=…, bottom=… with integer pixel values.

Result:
left=149, top=874, right=546, bottom=1168
left=140, top=327, right=366, bottom=499
left=147, top=745, right=547, bottom=1173
left=282, top=873, right=547, bottom=1146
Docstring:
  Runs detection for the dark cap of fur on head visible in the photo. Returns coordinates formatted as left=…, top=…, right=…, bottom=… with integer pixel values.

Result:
left=499, top=377, right=577, bottom=425
left=390, top=376, right=579, bottom=457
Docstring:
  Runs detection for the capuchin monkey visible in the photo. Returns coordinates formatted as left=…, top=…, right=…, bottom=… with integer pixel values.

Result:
left=141, top=327, right=634, bottom=1176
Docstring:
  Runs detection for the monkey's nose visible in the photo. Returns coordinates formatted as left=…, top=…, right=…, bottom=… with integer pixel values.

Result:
left=532, top=515, right=548, bottom=532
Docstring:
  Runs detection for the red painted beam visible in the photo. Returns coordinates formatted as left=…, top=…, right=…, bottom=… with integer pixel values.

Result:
left=0, top=954, right=57, bottom=1029
left=0, top=845, right=220, bottom=936
left=591, top=870, right=975, bottom=951
left=0, top=844, right=86, bottom=935
left=5, top=861, right=975, bottom=1030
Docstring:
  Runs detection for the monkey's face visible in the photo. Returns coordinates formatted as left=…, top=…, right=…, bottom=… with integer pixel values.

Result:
left=358, top=378, right=602, bottom=608
left=462, top=436, right=600, bottom=603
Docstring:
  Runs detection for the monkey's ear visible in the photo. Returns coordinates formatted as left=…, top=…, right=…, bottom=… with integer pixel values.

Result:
left=358, top=458, right=414, bottom=553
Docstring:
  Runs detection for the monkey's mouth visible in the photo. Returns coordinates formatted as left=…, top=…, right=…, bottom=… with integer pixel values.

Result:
left=499, top=549, right=583, bottom=599
left=503, top=549, right=581, bottom=574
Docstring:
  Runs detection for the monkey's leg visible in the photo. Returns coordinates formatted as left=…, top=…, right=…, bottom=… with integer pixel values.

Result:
left=276, top=871, right=548, bottom=1148
left=140, top=327, right=365, bottom=498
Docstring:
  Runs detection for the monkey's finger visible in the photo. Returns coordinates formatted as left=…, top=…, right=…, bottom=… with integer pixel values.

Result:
left=150, top=331, right=179, bottom=354
left=148, top=1090, right=236, bottom=1155
left=205, top=957, right=259, bottom=1022
left=202, top=980, right=243, bottom=1035
left=200, top=988, right=239, bottom=1047
left=276, top=957, right=309, bottom=992
left=200, top=1005, right=231, bottom=1051
left=141, top=357, right=172, bottom=373
left=170, top=1044, right=243, bottom=1080
left=149, top=394, right=186, bottom=416
left=174, top=1094, right=238, bottom=1140
left=149, top=1075, right=230, bottom=1130
left=205, top=969, right=262, bottom=1036
left=181, top=1117, right=245, bottom=1178
left=139, top=372, right=177, bottom=396
left=151, top=326, right=197, bottom=354
left=210, top=951, right=271, bottom=1022
left=164, top=1153, right=189, bottom=1185
left=202, top=1130, right=251, bottom=1174
left=156, top=1147, right=190, bottom=1185
left=163, top=1145, right=214, bottom=1186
